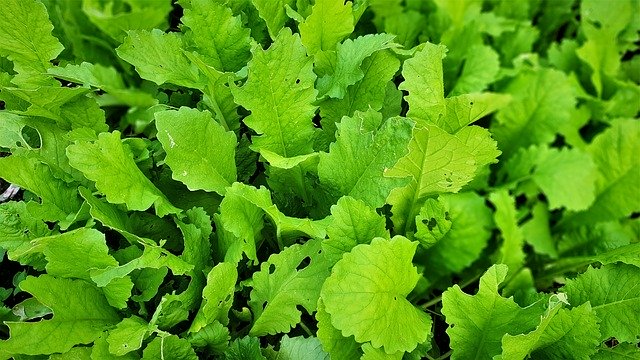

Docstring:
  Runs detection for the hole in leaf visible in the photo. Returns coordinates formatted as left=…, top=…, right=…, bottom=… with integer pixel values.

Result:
left=268, top=264, right=276, bottom=274
left=21, top=126, right=41, bottom=149
left=296, top=256, right=311, bottom=271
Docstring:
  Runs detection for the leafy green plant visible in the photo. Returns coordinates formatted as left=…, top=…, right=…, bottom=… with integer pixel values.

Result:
left=0, top=0, right=638, bottom=359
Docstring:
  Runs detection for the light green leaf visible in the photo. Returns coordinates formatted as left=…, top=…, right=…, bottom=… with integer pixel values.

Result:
left=562, top=264, right=640, bottom=343
left=321, top=236, right=431, bottom=354
left=17, top=228, right=133, bottom=309
left=0, top=201, right=52, bottom=266
left=141, top=335, right=197, bottom=360
left=562, top=119, right=640, bottom=227
left=385, top=124, right=477, bottom=232
left=276, top=336, right=329, bottom=360
left=0, top=275, right=120, bottom=356
left=224, top=336, right=266, bottom=360
left=592, top=342, right=640, bottom=360
left=107, top=316, right=150, bottom=356
left=116, top=29, right=204, bottom=89
left=317, top=34, right=398, bottom=99
left=190, top=262, right=237, bottom=332
left=450, top=44, right=500, bottom=95
left=0, top=156, right=82, bottom=222
left=491, top=68, right=576, bottom=156
left=497, top=303, right=601, bottom=360
left=49, top=347, right=93, bottom=359
left=249, top=238, right=331, bottom=336
left=182, top=0, right=251, bottom=72
left=251, top=0, right=295, bottom=40
left=420, top=193, right=493, bottom=281
left=299, top=0, right=354, bottom=55
left=231, top=28, right=317, bottom=160
left=318, top=110, right=413, bottom=209
left=82, top=0, right=172, bottom=42
left=188, top=321, right=230, bottom=354
left=0, top=0, right=63, bottom=85
left=323, top=196, right=389, bottom=264
left=318, top=50, right=400, bottom=140
left=155, top=107, right=237, bottom=195
left=503, top=145, right=597, bottom=211
left=67, top=131, right=179, bottom=217
left=441, top=264, right=543, bottom=360
left=489, top=190, right=526, bottom=277
left=316, top=298, right=362, bottom=360
left=521, top=202, right=557, bottom=258
left=360, top=343, right=403, bottom=360
left=92, top=334, right=140, bottom=360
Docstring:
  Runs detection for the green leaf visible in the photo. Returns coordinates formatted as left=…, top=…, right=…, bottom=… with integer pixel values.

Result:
left=489, top=190, right=526, bottom=278
left=450, top=44, right=500, bottom=95
left=0, top=0, right=63, bottom=85
left=321, top=236, right=431, bottom=354
left=521, top=202, right=557, bottom=258
left=190, top=262, right=238, bottom=332
left=0, top=275, right=120, bottom=356
left=562, top=264, right=640, bottom=343
left=299, top=0, right=354, bottom=55
left=116, top=29, right=204, bottom=89
left=316, top=299, right=362, bottom=360
left=360, top=343, right=403, bottom=360
left=318, top=110, right=413, bottom=209
left=181, top=0, right=251, bottom=72
left=251, top=0, right=295, bottom=40
left=562, top=119, right=640, bottom=227
left=91, top=334, right=140, bottom=360
left=17, top=228, right=133, bottom=309
left=231, top=28, right=317, bottom=160
left=224, top=336, right=266, bottom=360
left=107, top=316, right=150, bottom=356
left=188, top=321, right=230, bottom=354
left=503, top=145, right=597, bottom=211
left=67, top=131, right=180, bottom=217
left=0, top=156, right=82, bottom=222
left=249, top=238, right=330, bottom=336
left=82, top=0, right=173, bottom=42
left=276, top=336, right=329, bottom=360
left=592, top=342, right=640, bottom=360
left=384, top=125, right=477, bottom=232
left=0, top=201, right=52, bottom=265
left=141, top=335, right=197, bottom=360
left=155, top=107, right=237, bottom=195
left=497, top=302, right=601, bottom=360
left=491, top=68, right=576, bottom=157
left=419, top=193, right=493, bottom=281
left=316, top=34, right=398, bottom=99
left=323, top=196, right=389, bottom=265
left=441, top=264, right=543, bottom=360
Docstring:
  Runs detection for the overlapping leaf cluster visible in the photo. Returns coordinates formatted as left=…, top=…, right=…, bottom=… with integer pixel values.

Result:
left=0, top=0, right=638, bottom=359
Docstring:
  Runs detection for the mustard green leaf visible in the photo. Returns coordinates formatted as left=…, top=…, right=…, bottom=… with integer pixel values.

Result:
left=0, top=275, right=120, bottom=356
left=107, top=316, right=150, bottom=356
left=82, top=0, right=173, bottom=42
left=323, top=196, right=389, bottom=265
left=190, top=262, right=238, bottom=332
left=491, top=68, right=576, bottom=157
left=384, top=125, right=476, bottom=232
left=321, top=236, right=431, bottom=354
left=224, top=336, right=267, bottom=360
left=319, top=50, right=401, bottom=141
left=141, top=334, right=198, bottom=360
left=420, top=193, right=493, bottom=281
left=318, top=110, right=413, bottom=209
left=562, top=119, right=640, bottom=227
left=0, top=0, right=63, bottom=86
left=592, top=342, right=640, bottom=360
left=251, top=0, right=296, bottom=40
left=155, top=107, right=237, bottom=195
left=67, top=131, right=180, bottom=217
left=0, top=201, right=52, bottom=266
left=316, top=298, right=362, bottom=360
left=0, top=156, right=82, bottom=222
left=91, top=333, right=140, bottom=360
left=116, top=29, right=205, bottom=89
left=450, top=44, right=500, bottom=96
left=182, top=0, right=251, bottom=72
left=360, top=344, right=403, bottom=360
left=249, top=238, right=331, bottom=336
left=231, top=28, right=317, bottom=160
left=299, top=0, right=354, bottom=55
left=562, top=264, right=640, bottom=343
left=276, top=335, right=329, bottom=360
left=489, top=190, right=526, bottom=278
left=316, top=33, right=398, bottom=99
left=497, top=302, right=601, bottom=360
left=188, top=321, right=230, bottom=355
left=441, top=264, right=543, bottom=360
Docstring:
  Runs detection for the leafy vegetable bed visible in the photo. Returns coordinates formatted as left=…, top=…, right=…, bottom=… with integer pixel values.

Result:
left=0, top=0, right=639, bottom=359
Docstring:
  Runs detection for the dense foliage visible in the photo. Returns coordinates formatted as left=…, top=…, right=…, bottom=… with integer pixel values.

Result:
left=0, top=0, right=639, bottom=359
